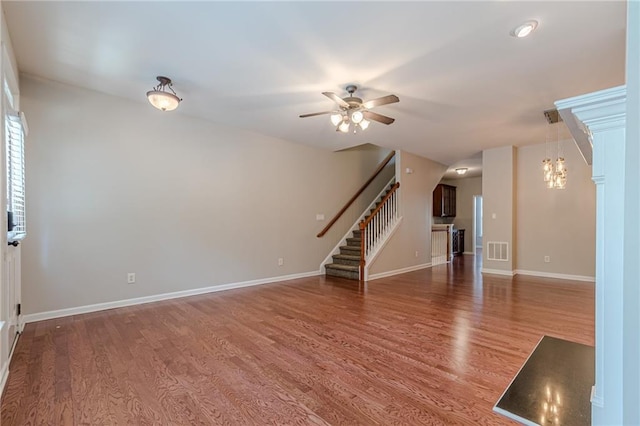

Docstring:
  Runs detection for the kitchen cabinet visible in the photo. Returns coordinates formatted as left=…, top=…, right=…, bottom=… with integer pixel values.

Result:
left=433, top=184, right=457, bottom=217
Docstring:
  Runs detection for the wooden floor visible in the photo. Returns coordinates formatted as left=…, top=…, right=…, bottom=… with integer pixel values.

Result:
left=1, top=255, right=594, bottom=425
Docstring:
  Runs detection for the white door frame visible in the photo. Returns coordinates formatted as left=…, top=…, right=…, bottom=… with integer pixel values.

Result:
left=472, top=195, right=483, bottom=252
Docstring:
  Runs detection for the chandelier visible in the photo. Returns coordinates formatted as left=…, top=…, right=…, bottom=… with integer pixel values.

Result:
left=147, top=76, right=182, bottom=111
left=542, top=110, right=567, bottom=190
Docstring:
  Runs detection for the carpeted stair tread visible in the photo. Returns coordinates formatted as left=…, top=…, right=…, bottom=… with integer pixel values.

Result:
left=333, top=254, right=360, bottom=261
left=340, top=245, right=361, bottom=255
left=346, top=237, right=361, bottom=246
left=325, top=263, right=359, bottom=271
left=332, top=254, right=360, bottom=266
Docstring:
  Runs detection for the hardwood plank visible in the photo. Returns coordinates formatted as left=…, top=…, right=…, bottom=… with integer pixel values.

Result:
left=1, top=255, right=594, bottom=425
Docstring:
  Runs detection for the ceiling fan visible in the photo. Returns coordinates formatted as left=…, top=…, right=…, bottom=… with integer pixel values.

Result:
left=300, top=85, right=399, bottom=133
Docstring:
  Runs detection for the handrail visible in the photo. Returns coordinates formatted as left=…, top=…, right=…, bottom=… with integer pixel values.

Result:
left=317, top=150, right=396, bottom=238
left=359, top=182, right=401, bottom=279
left=360, top=182, right=400, bottom=227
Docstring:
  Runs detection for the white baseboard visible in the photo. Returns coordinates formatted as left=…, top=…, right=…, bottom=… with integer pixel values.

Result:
left=23, top=270, right=321, bottom=324
left=515, top=269, right=595, bottom=282
left=481, top=268, right=516, bottom=277
left=367, top=262, right=432, bottom=281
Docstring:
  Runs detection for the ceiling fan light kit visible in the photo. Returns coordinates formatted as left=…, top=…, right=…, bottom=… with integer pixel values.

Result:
left=147, top=76, right=182, bottom=111
left=300, top=85, right=399, bottom=133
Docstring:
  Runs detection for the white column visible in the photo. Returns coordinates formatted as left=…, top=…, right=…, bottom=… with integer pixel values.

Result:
left=623, top=1, right=640, bottom=424
left=556, top=87, right=627, bottom=425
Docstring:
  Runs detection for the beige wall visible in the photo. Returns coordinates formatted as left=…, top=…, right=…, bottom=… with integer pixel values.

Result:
left=516, top=140, right=595, bottom=277
left=482, top=146, right=516, bottom=272
left=21, top=76, right=392, bottom=315
left=368, top=150, right=447, bottom=275
left=441, top=176, right=482, bottom=253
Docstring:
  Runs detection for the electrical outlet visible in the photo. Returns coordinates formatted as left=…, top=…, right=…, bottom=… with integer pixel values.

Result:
left=544, top=256, right=550, bottom=263
left=278, top=258, right=284, bottom=266
left=127, top=272, right=136, bottom=284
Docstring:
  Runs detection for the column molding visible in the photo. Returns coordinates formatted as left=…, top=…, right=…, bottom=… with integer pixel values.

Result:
left=556, top=86, right=627, bottom=424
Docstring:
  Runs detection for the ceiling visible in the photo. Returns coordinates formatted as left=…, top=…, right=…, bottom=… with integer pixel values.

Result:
left=4, top=1, right=626, bottom=167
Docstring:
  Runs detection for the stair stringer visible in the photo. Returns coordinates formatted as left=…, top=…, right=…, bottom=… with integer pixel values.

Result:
left=319, top=177, right=396, bottom=274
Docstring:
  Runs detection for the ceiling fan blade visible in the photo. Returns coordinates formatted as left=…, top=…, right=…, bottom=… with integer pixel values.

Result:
left=299, top=111, right=334, bottom=118
left=362, top=94, right=399, bottom=109
left=363, top=110, right=395, bottom=125
left=322, top=92, right=350, bottom=108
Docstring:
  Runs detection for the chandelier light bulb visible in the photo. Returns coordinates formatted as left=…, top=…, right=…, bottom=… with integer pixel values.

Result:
left=351, top=110, right=364, bottom=124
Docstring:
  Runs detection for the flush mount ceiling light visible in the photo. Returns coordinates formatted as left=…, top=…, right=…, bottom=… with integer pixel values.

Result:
left=511, top=20, right=539, bottom=38
left=146, top=76, right=182, bottom=111
left=455, top=168, right=468, bottom=175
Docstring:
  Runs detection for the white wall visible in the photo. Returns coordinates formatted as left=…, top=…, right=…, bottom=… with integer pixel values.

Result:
left=368, top=150, right=447, bottom=276
left=21, top=76, right=392, bottom=316
left=516, top=140, right=595, bottom=279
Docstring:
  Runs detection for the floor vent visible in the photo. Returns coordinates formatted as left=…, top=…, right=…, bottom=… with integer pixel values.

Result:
left=487, top=242, right=509, bottom=261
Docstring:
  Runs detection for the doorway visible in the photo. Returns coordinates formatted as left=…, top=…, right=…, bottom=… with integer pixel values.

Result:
left=473, top=195, right=483, bottom=255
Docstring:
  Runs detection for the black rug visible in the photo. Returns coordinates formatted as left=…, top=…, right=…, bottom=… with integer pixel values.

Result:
left=494, top=335, right=594, bottom=425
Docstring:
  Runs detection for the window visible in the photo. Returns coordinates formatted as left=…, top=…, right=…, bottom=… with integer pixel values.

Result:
left=5, top=110, right=26, bottom=241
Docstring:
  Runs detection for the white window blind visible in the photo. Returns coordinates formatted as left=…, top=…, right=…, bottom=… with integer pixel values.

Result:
left=6, top=112, right=26, bottom=240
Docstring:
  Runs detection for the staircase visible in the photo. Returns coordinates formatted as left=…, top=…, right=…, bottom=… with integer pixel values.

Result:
left=325, top=228, right=362, bottom=280
left=325, top=183, right=397, bottom=280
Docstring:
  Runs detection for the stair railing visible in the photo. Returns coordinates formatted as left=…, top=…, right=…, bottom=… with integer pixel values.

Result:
left=359, top=182, right=400, bottom=279
left=317, top=151, right=396, bottom=238
left=431, top=228, right=450, bottom=265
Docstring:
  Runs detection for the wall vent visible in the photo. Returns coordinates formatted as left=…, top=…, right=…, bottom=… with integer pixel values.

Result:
left=487, top=242, right=509, bottom=261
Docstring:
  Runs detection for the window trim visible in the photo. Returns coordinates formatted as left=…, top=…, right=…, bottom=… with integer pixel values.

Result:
left=4, top=84, right=26, bottom=241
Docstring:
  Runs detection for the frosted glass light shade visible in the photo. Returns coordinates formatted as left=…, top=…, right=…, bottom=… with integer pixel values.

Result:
left=330, top=114, right=343, bottom=126
left=147, top=91, right=181, bottom=111
left=338, top=121, right=350, bottom=133
left=351, top=110, right=364, bottom=124
left=359, top=119, right=370, bottom=130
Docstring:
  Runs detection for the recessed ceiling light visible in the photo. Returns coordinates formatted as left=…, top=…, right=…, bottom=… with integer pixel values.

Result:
left=511, top=20, right=538, bottom=38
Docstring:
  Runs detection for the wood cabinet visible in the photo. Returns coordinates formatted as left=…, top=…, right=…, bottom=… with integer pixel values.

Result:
left=433, top=184, right=456, bottom=217
left=452, top=229, right=465, bottom=256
